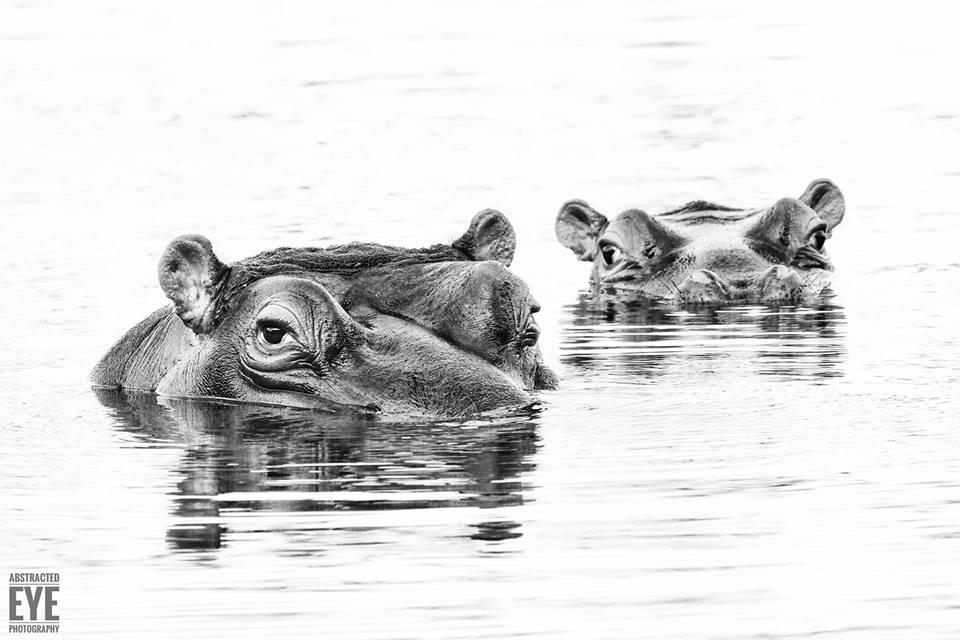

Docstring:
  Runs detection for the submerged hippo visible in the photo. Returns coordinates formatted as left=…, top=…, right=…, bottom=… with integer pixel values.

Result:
left=555, top=179, right=846, bottom=302
left=92, top=211, right=557, bottom=416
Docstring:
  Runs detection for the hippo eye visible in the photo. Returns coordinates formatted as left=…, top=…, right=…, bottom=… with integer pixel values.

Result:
left=808, top=229, right=827, bottom=251
left=600, top=243, right=623, bottom=266
left=258, top=322, right=289, bottom=346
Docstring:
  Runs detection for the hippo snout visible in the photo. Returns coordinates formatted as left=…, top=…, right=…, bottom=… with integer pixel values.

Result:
left=677, top=266, right=807, bottom=303
left=678, top=270, right=729, bottom=303
left=758, top=265, right=804, bottom=301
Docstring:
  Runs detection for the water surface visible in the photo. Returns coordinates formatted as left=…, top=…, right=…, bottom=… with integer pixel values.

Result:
left=2, top=1, right=959, bottom=638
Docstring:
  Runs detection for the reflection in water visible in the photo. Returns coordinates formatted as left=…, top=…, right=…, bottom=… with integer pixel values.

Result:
left=560, top=291, right=846, bottom=381
left=94, top=389, right=539, bottom=552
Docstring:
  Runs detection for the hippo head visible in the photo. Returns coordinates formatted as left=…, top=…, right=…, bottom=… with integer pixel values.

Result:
left=93, top=211, right=557, bottom=416
left=556, top=179, right=846, bottom=303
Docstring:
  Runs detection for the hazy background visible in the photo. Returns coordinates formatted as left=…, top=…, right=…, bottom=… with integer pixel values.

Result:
left=2, top=1, right=959, bottom=638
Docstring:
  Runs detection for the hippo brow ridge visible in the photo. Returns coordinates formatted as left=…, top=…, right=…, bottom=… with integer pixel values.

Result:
left=659, top=200, right=744, bottom=215
left=658, top=200, right=756, bottom=225
left=214, top=241, right=471, bottom=328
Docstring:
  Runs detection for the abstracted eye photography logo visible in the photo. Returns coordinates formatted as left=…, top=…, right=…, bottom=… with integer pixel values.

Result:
left=8, top=573, right=59, bottom=634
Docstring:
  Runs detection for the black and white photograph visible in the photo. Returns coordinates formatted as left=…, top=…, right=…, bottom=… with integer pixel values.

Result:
left=2, top=1, right=958, bottom=638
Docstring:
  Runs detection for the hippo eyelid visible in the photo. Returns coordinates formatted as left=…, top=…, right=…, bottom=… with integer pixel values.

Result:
left=255, top=316, right=294, bottom=333
left=255, top=301, right=306, bottom=334
left=597, top=234, right=623, bottom=250
left=806, top=221, right=828, bottom=237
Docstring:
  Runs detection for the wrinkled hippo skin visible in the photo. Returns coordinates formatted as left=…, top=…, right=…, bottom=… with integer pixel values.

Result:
left=92, top=210, right=557, bottom=416
left=556, top=179, right=846, bottom=303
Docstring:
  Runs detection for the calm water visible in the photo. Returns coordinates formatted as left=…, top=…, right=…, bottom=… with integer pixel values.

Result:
left=2, top=1, right=960, bottom=638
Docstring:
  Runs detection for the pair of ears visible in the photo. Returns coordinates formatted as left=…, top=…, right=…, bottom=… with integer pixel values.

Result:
left=556, top=179, right=846, bottom=261
left=157, top=209, right=518, bottom=335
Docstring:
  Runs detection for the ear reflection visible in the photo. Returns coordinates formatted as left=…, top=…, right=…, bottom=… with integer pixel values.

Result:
left=560, top=290, right=846, bottom=380
left=93, top=389, right=540, bottom=555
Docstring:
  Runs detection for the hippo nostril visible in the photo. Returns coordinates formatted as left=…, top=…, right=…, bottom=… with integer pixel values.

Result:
left=678, top=270, right=729, bottom=303
left=758, top=265, right=803, bottom=300
left=520, top=324, right=540, bottom=347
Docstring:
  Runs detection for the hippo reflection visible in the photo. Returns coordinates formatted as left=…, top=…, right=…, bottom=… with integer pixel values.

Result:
left=92, top=211, right=557, bottom=416
left=561, top=293, right=846, bottom=381
left=95, top=389, right=539, bottom=551
left=556, top=179, right=846, bottom=302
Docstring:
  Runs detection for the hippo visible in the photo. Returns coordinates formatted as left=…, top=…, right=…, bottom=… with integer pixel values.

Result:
left=92, top=210, right=557, bottom=416
left=555, top=179, right=846, bottom=303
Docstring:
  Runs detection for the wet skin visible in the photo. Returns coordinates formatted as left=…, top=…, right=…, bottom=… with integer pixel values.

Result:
left=92, top=210, right=557, bottom=416
left=555, top=179, right=846, bottom=303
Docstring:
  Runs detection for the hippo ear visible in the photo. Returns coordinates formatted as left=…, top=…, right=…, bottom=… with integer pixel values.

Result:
left=556, top=200, right=608, bottom=261
left=800, top=179, right=845, bottom=233
left=158, top=235, right=230, bottom=334
left=453, top=209, right=516, bottom=266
